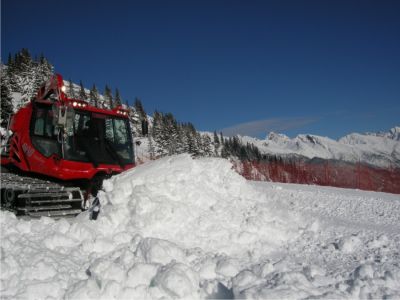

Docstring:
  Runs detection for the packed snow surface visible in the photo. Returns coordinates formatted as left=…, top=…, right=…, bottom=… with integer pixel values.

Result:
left=1, top=154, right=400, bottom=299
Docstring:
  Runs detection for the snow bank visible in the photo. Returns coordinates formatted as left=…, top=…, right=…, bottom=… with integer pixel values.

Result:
left=1, top=154, right=400, bottom=299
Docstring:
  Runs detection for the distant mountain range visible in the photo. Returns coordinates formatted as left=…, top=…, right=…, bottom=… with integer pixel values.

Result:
left=239, top=127, right=400, bottom=168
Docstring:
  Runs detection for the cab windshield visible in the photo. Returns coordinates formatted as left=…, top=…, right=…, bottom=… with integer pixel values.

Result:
left=64, top=110, right=134, bottom=166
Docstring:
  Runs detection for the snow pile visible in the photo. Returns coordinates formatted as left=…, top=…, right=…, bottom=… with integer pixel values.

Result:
left=1, top=155, right=400, bottom=299
left=99, top=155, right=300, bottom=255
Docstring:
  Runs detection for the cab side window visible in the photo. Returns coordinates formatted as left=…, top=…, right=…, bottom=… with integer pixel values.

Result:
left=31, top=105, right=60, bottom=157
left=33, top=109, right=46, bottom=135
left=33, top=108, right=55, bottom=137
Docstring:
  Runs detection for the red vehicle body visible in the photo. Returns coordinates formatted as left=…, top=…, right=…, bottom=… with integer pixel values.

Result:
left=1, top=74, right=135, bottom=189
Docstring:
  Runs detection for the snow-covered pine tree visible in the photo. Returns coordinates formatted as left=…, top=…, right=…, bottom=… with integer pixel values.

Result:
left=152, top=111, right=168, bottom=156
left=68, top=79, right=75, bottom=98
left=201, top=134, right=213, bottom=157
left=5, top=54, right=18, bottom=94
left=148, top=126, right=155, bottom=160
left=89, top=84, right=99, bottom=107
left=134, top=98, right=146, bottom=120
left=158, top=113, right=170, bottom=155
left=114, top=88, right=122, bottom=107
left=79, top=80, right=87, bottom=100
left=194, top=132, right=203, bottom=156
left=1, top=69, right=14, bottom=126
left=133, top=97, right=149, bottom=136
left=239, top=144, right=248, bottom=160
left=34, top=54, right=53, bottom=91
left=220, top=132, right=224, bottom=144
left=213, top=130, right=220, bottom=145
left=15, top=49, right=37, bottom=102
left=182, top=123, right=198, bottom=155
left=15, top=49, right=32, bottom=73
left=175, top=125, right=185, bottom=154
left=220, top=144, right=229, bottom=158
left=232, top=136, right=241, bottom=157
left=213, top=130, right=220, bottom=156
left=7, top=55, right=20, bottom=94
left=221, top=136, right=232, bottom=158
left=179, top=123, right=189, bottom=153
left=3, top=50, right=53, bottom=109
left=247, top=143, right=262, bottom=161
left=163, top=113, right=180, bottom=155
left=104, top=85, right=113, bottom=108
left=127, top=105, right=142, bottom=137
left=7, top=53, right=14, bottom=68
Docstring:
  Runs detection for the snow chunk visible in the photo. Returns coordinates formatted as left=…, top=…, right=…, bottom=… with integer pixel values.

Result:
left=135, top=238, right=188, bottom=265
left=152, top=262, right=200, bottom=298
left=339, top=235, right=363, bottom=253
left=126, top=263, right=159, bottom=287
left=215, top=258, right=240, bottom=278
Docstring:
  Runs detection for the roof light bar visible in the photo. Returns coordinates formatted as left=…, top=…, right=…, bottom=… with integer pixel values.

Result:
left=71, top=101, right=88, bottom=108
left=116, top=110, right=128, bottom=115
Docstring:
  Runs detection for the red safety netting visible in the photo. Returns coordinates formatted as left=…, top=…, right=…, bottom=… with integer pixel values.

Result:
left=235, top=160, right=400, bottom=194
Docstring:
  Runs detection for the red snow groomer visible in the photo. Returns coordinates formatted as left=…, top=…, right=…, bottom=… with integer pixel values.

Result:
left=1, top=74, right=135, bottom=218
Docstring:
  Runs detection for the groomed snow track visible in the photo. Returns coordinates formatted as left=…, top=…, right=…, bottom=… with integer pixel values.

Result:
left=1, top=172, right=84, bottom=218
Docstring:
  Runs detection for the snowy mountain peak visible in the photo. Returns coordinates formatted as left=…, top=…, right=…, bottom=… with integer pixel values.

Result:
left=389, top=126, right=400, bottom=141
left=266, top=132, right=290, bottom=143
left=364, top=126, right=400, bottom=141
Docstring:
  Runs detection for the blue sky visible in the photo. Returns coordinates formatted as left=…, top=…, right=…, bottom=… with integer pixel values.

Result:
left=2, top=0, right=399, bottom=139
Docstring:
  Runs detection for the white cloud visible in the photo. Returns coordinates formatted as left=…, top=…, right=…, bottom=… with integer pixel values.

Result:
left=220, top=117, right=318, bottom=137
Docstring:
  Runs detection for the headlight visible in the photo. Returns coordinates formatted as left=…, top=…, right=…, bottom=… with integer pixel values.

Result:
left=61, top=85, right=67, bottom=93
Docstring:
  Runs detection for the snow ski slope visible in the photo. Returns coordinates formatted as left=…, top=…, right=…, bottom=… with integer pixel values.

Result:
left=1, top=154, right=399, bottom=299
